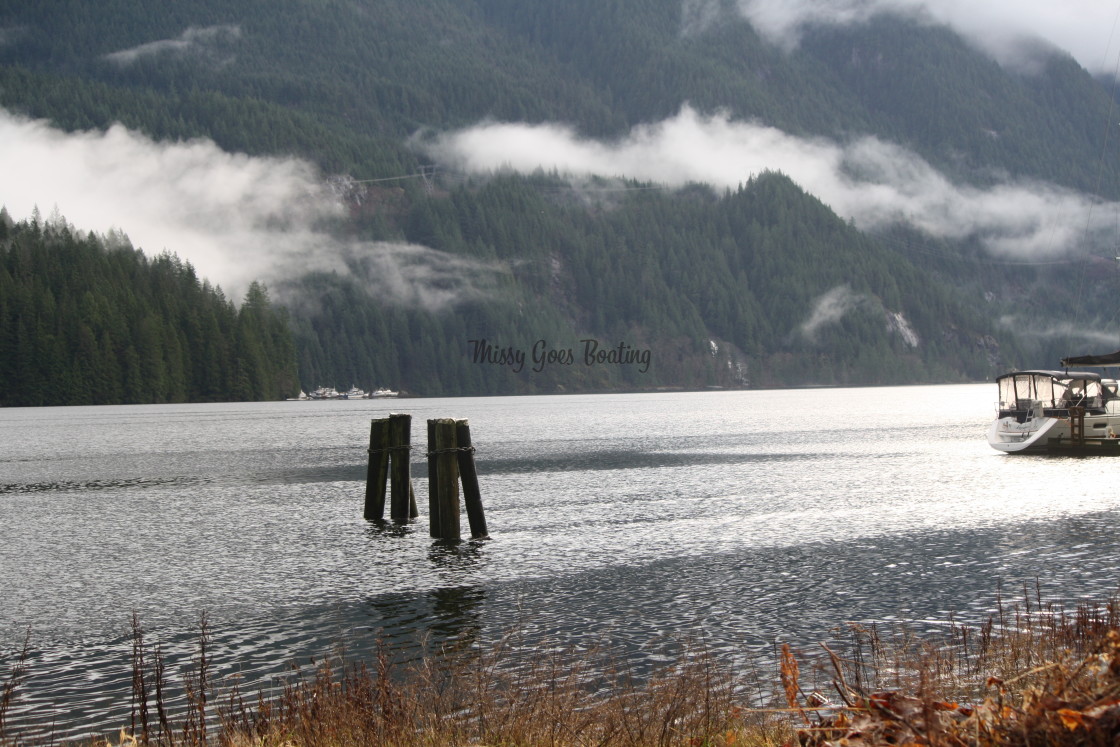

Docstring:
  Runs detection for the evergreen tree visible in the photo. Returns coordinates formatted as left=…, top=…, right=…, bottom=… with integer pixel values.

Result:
left=0, top=213, right=299, bottom=406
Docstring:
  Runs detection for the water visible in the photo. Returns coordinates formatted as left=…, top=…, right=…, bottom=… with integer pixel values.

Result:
left=2, top=385, right=1119, bottom=740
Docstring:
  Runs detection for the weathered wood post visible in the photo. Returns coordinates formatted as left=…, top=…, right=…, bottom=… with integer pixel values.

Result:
left=435, top=418, right=461, bottom=540
left=389, top=413, right=412, bottom=521
left=364, top=417, right=391, bottom=520
left=427, top=419, right=440, bottom=537
left=455, top=419, right=489, bottom=539
left=428, top=418, right=461, bottom=540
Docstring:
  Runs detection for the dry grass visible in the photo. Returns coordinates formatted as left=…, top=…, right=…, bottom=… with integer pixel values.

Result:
left=208, top=633, right=786, bottom=747
left=3, top=586, right=1120, bottom=746
left=789, top=585, right=1120, bottom=746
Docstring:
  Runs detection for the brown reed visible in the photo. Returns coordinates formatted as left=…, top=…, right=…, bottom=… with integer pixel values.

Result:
left=3, top=587, right=1119, bottom=746
left=0, top=629, right=30, bottom=744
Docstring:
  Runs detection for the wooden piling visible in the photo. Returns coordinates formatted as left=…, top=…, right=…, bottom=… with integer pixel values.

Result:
left=368, top=413, right=487, bottom=538
left=389, top=413, right=412, bottom=521
left=427, top=419, right=441, bottom=538
left=455, top=419, right=489, bottom=539
left=436, top=419, right=461, bottom=541
left=429, top=418, right=461, bottom=540
left=363, top=417, right=391, bottom=521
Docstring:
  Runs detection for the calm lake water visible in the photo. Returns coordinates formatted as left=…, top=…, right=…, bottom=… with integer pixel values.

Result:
left=2, top=384, right=1120, bottom=740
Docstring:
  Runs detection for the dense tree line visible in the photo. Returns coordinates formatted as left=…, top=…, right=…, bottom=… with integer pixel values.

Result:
left=0, top=210, right=298, bottom=406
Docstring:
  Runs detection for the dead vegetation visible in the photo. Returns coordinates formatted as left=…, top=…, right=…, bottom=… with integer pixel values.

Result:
left=789, top=585, right=1120, bottom=746
left=2, top=586, right=1118, bottom=746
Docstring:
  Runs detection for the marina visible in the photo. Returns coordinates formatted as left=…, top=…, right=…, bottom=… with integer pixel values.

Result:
left=291, top=386, right=400, bottom=400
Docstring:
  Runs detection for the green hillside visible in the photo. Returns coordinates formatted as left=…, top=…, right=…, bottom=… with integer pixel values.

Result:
left=282, top=171, right=1016, bottom=395
left=1, top=0, right=1117, bottom=400
left=3, top=1, right=1113, bottom=192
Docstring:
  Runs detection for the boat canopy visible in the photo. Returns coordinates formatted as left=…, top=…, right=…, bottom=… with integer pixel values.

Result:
left=995, top=370, right=1103, bottom=411
left=1061, top=350, right=1120, bottom=367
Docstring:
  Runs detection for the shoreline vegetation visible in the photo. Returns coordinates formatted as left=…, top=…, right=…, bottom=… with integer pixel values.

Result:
left=2, top=588, right=1118, bottom=746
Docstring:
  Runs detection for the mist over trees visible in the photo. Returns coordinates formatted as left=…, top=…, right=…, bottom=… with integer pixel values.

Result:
left=1, top=0, right=1117, bottom=402
left=280, top=170, right=1015, bottom=395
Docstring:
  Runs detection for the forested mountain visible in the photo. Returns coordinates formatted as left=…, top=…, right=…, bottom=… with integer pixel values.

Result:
left=3, top=1, right=1113, bottom=195
left=286, top=170, right=1014, bottom=395
left=1, top=0, right=1117, bottom=400
left=0, top=210, right=297, bottom=406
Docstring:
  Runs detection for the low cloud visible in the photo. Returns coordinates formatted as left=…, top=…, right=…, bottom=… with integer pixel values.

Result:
left=719, top=0, right=1120, bottom=75
left=0, top=110, right=502, bottom=308
left=423, top=105, right=1117, bottom=260
left=342, top=242, right=507, bottom=311
left=680, top=0, right=727, bottom=37
left=103, top=24, right=241, bottom=66
left=800, top=285, right=874, bottom=342
left=4, top=101, right=1111, bottom=314
left=799, top=286, right=919, bottom=346
left=0, top=26, right=27, bottom=48
left=998, top=318, right=1120, bottom=348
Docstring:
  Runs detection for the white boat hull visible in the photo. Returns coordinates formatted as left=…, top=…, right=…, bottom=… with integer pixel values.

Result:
left=987, top=416, right=1061, bottom=452
left=988, top=413, right=1120, bottom=453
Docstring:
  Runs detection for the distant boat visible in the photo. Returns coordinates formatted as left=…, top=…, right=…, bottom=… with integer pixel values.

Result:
left=369, top=387, right=399, bottom=398
left=286, top=390, right=310, bottom=401
left=308, top=386, right=339, bottom=400
left=340, top=386, right=366, bottom=400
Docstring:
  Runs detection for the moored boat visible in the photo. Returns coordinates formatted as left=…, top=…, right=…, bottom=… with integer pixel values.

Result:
left=987, top=368, right=1120, bottom=453
left=369, top=387, right=399, bottom=398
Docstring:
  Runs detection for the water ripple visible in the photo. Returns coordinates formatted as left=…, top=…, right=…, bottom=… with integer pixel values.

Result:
left=3, top=386, right=1120, bottom=738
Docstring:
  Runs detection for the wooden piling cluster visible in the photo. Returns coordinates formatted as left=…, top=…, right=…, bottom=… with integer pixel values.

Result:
left=364, top=413, right=418, bottom=521
left=427, top=418, right=489, bottom=540
left=365, top=414, right=488, bottom=540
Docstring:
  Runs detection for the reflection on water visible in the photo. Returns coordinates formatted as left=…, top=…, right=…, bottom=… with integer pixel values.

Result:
left=426, top=585, right=487, bottom=643
left=363, top=519, right=418, bottom=540
left=2, top=386, right=1120, bottom=739
left=428, top=539, right=487, bottom=573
